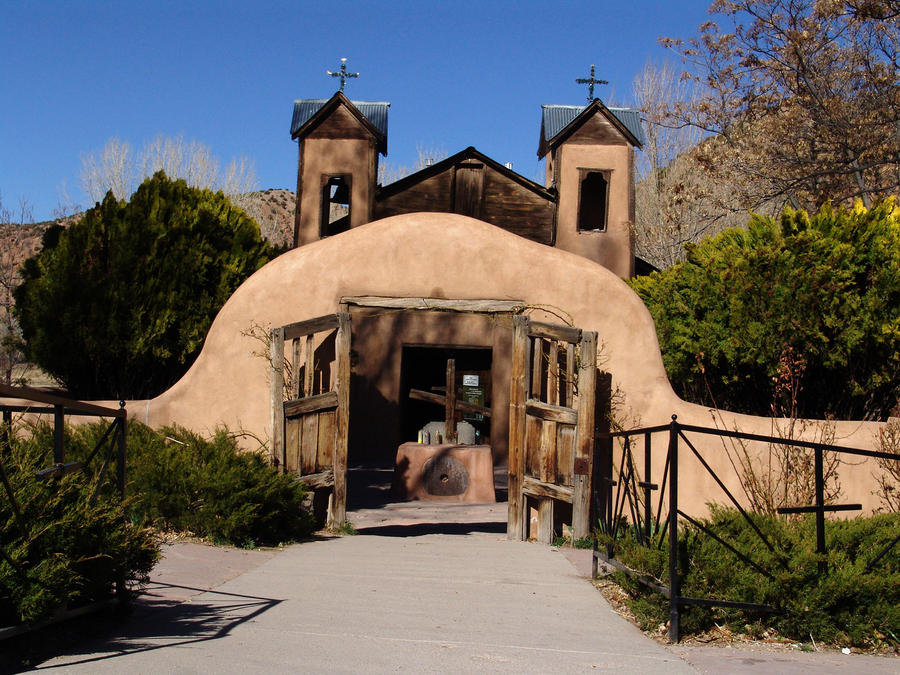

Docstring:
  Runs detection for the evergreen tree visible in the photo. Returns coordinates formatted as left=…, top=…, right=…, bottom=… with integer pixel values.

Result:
left=631, top=199, right=900, bottom=420
left=14, top=172, right=277, bottom=399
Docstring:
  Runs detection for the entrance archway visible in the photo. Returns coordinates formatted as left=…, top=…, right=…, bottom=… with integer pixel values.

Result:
left=269, top=297, right=601, bottom=540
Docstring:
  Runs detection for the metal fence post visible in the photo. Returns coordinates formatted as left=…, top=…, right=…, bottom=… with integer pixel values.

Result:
left=117, top=402, right=127, bottom=500
left=53, top=404, right=64, bottom=464
left=667, top=415, right=680, bottom=643
left=644, top=431, right=652, bottom=540
left=814, top=446, right=826, bottom=575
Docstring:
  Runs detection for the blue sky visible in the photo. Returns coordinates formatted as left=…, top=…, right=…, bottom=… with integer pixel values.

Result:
left=1, top=1, right=713, bottom=221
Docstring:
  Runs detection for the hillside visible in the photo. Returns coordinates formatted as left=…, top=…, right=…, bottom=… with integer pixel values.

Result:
left=0, top=189, right=297, bottom=271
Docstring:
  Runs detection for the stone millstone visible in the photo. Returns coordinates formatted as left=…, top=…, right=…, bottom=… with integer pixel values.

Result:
left=422, top=455, right=470, bottom=496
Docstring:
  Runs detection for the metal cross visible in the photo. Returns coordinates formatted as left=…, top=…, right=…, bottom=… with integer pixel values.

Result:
left=576, top=64, right=608, bottom=102
left=327, top=57, right=359, bottom=92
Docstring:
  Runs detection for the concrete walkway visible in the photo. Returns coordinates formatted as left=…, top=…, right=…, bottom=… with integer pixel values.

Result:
left=31, top=499, right=900, bottom=673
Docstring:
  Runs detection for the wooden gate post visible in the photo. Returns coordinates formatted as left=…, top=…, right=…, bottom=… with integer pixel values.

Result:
left=507, top=314, right=529, bottom=540
left=572, top=330, right=597, bottom=539
left=269, top=326, right=285, bottom=471
left=328, top=311, right=351, bottom=529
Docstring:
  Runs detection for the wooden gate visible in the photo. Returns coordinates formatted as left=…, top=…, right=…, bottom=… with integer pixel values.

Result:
left=507, top=314, right=598, bottom=542
left=270, top=312, right=350, bottom=528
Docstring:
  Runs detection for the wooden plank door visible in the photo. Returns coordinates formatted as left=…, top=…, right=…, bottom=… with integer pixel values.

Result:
left=271, top=311, right=350, bottom=528
left=507, top=314, right=598, bottom=542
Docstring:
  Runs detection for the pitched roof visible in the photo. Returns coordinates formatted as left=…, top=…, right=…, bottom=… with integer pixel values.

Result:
left=290, top=92, right=390, bottom=154
left=538, top=101, right=645, bottom=157
left=377, top=146, right=556, bottom=202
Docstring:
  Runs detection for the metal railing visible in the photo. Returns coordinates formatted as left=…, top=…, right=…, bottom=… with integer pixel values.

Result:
left=0, top=384, right=128, bottom=639
left=592, top=414, right=900, bottom=643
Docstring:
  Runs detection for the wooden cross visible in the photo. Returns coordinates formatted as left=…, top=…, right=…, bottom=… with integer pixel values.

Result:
left=327, top=57, right=359, bottom=92
left=576, top=64, right=608, bottom=102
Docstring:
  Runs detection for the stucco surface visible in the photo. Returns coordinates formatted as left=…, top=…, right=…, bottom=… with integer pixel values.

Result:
left=139, top=212, right=885, bottom=512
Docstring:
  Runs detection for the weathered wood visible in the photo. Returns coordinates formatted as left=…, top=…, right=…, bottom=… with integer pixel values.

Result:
left=573, top=331, right=598, bottom=538
left=285, top=417, right=301, bottom=473
left=445, top=358, right=456, bottom=442
left=522, top=475, right=574, bottom=502
left=306, top=103, right=376, bottom=141
left=282, top=314, right=340, bottom=341
left=270, top=327, right=285, bottom=470
left=507, top=314, right=529, bottom=540
left=531, top=337, right=543, bottom=399
left=525, top=414, right=543, bottom=477
left=340, top=296, right=525, bottom=314
left=296, top=468, right=335, bottom=489
left=537, top=498, right=554, bottom=544
left=539, top=420, right=558, bottom=484
left=300, top=413, right=319, bottom=475
left=565, top=343, right=575, bottom=407
left=0, top=384, right=125, bottom=419
left=525, top=400, right=577, bottom=425
left=408, top=389, right=492, bottom=417
left=304, top=334, right=315, bottom=397
left=291, top=338, right=302, bottom=399
left=329, top=312, right=351, bottom=529
left=566, top=112, right=630, bottom=147
left=556, top=423, right=576, bottom=486
left=528, top=321, right=582, bottom=344
left=453, top=163, right=484, bottom=219
left=374, top=153, right=556, bottom=245
left=317, top=411, right=335, bottom=469
left=548, top=340, right=559, bottom=406
left=283, top=390, right=338, bottom=418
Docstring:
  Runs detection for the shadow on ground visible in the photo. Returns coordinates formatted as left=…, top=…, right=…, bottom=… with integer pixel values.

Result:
left=16, top=584, right=281, bottom=671
left=353, top=521, right=508, bottom=537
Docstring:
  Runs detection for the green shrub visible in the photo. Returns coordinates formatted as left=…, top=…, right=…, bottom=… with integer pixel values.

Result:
left=0, top=431, right=159, bottom=626
left=20, top=421, right=315, bottom=547
left=630, top=200, right=900, bottom=420
left=599, top=508, right=900, bottom=646
left=125, top=424, right=315, bottom=547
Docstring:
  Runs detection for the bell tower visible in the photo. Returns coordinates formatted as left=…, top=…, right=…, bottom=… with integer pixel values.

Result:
left=538, top=79, right=644, bottom=277
left=290, top=88, right=389, bottom=247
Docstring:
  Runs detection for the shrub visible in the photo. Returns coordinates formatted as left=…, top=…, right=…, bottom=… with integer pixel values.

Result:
left=600, top=508, right=900, bottom=646
left=124, top=424, right=315, bottom=547
left=20, top=421, right=315, bottom=547
left=0, top=429, right=159, bottom=626
left=630, top=199, right=900, bottom=420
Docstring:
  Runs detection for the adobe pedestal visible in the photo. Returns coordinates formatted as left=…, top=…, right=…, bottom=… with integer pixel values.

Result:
left=392, top=443, right=495, bottom=503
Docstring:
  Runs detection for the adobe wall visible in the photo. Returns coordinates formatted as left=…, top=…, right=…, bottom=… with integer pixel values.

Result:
left=135, top=212, right=887, bottom=514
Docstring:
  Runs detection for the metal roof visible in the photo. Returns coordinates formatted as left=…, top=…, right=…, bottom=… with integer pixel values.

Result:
left=291, top=98, right=390, bottom=139
left=541, top=103, right=645, bottom=147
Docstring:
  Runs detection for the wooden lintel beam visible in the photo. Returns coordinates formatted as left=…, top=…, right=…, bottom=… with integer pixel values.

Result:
left=341, top=296, right=525, bottom=314
left=408, top=389, right=492, bottom=417
left=528, top=321, right=582, bottom=344
left=282, top=314, right=339, bottom=340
